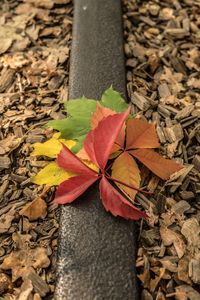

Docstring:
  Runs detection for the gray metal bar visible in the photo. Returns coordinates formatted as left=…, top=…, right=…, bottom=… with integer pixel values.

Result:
left=55, top=1, right=138, bottom=299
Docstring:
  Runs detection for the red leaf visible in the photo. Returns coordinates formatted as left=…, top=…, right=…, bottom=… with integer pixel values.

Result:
left=84, top=108, right=130, bottom=169
left=91, top=102, right=115, bottom=130
left=116, top=124, right=126, bottom=148
left=57, top=144, right=97, bottom=176
left=54, top=175, right=98, bottom=204
left=99, top=176, right=146, bottom=220
left=94, top=108, right=130, bottom=169
left=126, top=118, right=160, bottom=149
left=83, top=130, right=99, bottom=166
left=111, top=124, right=126, bottom=154
left=130, top=148, right=183, bottom=180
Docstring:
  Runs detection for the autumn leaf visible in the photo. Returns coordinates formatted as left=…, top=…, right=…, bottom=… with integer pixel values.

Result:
left=32, top=162, right=76, bottom=186
left=99, top=176, right=146, bottom=220
left=111, top=152, right=141, bottom=199
left=31, top=89, right=183, bottom=221
left=0, top=245, right=50, bottom=282
left=19, top=196, right=47, bottom=221
left=100, top=86, right=129, bottom=112
left=47, top=87, right=128, bottom=152
left=54, top=108, right=145, bottom=220
left=130, top=148, right=183, bottom=180
left=54, top=175, right=98, bottom=204
left=126, top=118, right=160, bottom=149
left=32, top=132, right=76, bottom=158
left=90, top=102, right=115, bottom=129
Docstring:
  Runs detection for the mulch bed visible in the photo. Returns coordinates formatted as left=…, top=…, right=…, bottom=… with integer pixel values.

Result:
left=0, top=0, right=200, bottom=299
left=0, top=0, right=72, bottom=299
left=123, top=0, right=200, bottom=299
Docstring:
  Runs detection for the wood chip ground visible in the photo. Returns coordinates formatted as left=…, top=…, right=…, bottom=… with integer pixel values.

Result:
left=0, top=0, right=72, bottom=299
left=1, top=0, right=200, bottom=299
left=123, top=0, right=200, bottom=299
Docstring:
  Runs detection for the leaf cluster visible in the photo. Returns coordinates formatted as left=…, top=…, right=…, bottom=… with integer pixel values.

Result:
left=32, top=88, right=182, bottom=220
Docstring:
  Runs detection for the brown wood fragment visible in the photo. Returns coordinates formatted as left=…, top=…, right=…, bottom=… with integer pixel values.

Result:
left=175, top=104, right=194, bottom=121
left=164, top=124, right=184, bottom=143
left=0, top=156, right=11, bottom=170
left=158, top=83, right=171, bottom=98
left=0, top=68, right=15, bottom=93
left=131, top=92, right=150, bottom=111
left=172, top=200, right=191, bottom=215
left=24, top=271, right=50, bottom=297
left=192, top=155, right=200, bottom=172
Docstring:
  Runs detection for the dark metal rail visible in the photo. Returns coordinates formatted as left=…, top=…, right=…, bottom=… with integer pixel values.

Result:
left=54, top=1, right=138, bottom=299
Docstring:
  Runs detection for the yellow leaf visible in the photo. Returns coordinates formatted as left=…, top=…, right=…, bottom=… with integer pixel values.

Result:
left=83, top=159, right=99, bottom=173
left=31, top=162, right=76, bottom=186
left=111, top=152, right=141, bottom=200
left=32, top=133, right=76, bottom=158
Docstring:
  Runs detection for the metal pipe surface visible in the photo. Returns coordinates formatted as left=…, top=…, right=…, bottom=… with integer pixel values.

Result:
left=55, top=1, right=138, bottom=299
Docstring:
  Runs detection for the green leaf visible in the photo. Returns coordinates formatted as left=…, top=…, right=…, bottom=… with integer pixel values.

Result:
left=32, top=162, right=76, bottom=186
left=47, top=98, right=97, bottom=152
left=64, top=98, right=97, bottom=118
left=100, top=86, right=128, bottom=112
left=47, top=117, right=89, bottom=138
left=71, top=135, right=86, bottom=153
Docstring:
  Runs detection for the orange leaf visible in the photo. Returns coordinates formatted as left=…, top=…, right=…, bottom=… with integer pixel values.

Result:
left=111, top=152, right=141, bottom=199
left=130, top=148, right=183, bottom=180
left=126, top=118, right=160, bottom=149
left=76, top=147, right=90, bottom=160
left=91, top=102, right=115, bottom=130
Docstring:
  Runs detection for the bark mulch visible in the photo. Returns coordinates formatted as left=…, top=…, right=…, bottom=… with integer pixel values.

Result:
left=0, top=0, right=72, bottom=299
left=123, top=0, right=200, bottom=299
left=1, top=0, right=200, bottom=299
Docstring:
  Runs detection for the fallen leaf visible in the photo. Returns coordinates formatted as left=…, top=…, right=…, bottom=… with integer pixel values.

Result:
left=126, top=118, right=160, bottom=149
left=54, top=110, right=145, bottom=220
left=130, top=148, right=183, bottom=180
left=32, top=161, right=76, bottom=186
left=111, top=152, right=141, bottom=199
left=99, top=176, right=146, bottom=220
left=32, top=132, right=76, bottom=158
left=100, top=86, right=129, bottom=112
left=90, top=102, right=115, bottom=129
left=19, top=196, right=47, bottom=221
left=0, top=246, right=50, bottom=282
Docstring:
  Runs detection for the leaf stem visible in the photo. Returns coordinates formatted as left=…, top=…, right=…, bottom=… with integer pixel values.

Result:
left=105, top=173, right=153, bottom=195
